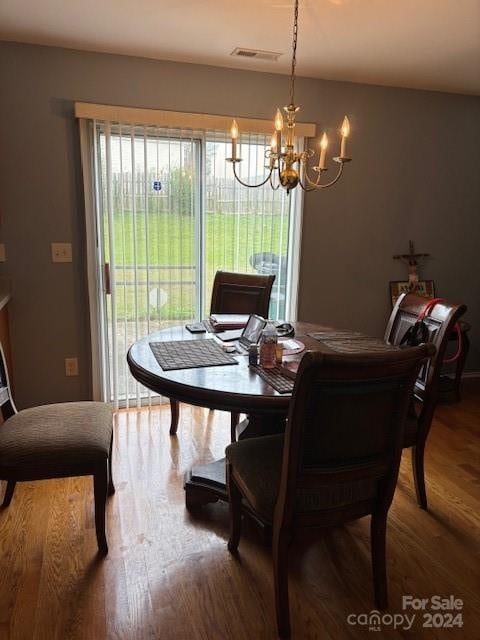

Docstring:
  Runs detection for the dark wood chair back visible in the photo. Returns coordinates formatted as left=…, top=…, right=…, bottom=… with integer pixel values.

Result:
left=226, top=346, right=433, bottom=632
left=384, top=293, right=466, bottom=405
left=209, top=271, right=275, bottom=318
left=384, top=294, right=466, bottom=509
left=276, top=346, right=433, bottom=529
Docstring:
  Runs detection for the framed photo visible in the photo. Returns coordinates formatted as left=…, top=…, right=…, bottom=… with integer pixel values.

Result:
left=389, top=280, right=436, bottom=308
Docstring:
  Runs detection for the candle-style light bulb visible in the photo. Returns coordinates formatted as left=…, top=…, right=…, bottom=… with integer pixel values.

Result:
left=270, top=133, right=277, bottom=152
left=230, top=120, right=239, bottom=161
left=269, top=133, right=278, bottom=168
left=319, top=132, right=328, bottom=170
left=274, top=109, right=283, bottom=157
left=340, top=116, right=350, bottom=158
left=274, top=109, right=284, bottom=132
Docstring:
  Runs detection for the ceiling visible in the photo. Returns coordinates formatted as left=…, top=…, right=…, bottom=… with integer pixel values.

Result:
left=1, top=0, right=479, bottom=95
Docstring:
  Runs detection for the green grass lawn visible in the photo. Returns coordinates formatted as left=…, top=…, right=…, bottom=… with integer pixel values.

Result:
left=105, top=210, right=288, bottom=320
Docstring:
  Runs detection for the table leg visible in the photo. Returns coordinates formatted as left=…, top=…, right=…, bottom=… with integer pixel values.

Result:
left=169, top=398, right=179, bottom=435
left=454, top=331, right=470, bottom=401
left=184, top=412, right=286, bottom=509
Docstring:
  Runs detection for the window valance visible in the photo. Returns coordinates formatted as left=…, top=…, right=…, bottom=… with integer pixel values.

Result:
left=74, top=102, right=316, bottom=138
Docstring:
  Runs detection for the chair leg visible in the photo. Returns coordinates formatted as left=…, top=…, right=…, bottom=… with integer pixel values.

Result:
left=169, top=398, right=179, bottom=436
left=2, top=480, right=16, bottom=507
left=230, top=413, right=240, bottom=443
left=93, top=465, right=109, bottom=554
left=412, top=443, right=428, bottom=510
left=227, top=464, right=242, bottom=553
left=108, top=433, right=115, bottom=496
left=273, top=526, right=291, bottom=638
left=371, top=512, right=388, bottom=610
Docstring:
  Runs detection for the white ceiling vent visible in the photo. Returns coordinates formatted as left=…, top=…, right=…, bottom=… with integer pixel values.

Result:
left=230, top=47, right=282, bottom=62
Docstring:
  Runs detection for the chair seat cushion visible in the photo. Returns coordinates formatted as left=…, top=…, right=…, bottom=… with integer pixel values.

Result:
left=0, top=402, right=113, bottom=477
left=226, top=434, right=285, bottom=521
left=226, top=433, right=380, bottom=522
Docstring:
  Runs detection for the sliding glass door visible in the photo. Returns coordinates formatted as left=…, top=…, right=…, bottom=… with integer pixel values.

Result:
left=204, top=132, right=291, bottom=319
left=92, top=123, right=297, bottom=406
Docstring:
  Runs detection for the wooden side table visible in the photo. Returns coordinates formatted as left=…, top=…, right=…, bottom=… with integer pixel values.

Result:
left=438, top=320, right=471, bottom=403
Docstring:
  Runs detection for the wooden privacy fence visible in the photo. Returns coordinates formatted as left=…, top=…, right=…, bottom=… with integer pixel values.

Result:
left=111, top=172, right=285, bottom=215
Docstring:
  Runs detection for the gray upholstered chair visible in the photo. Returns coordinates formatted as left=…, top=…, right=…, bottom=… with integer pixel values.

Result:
left=0, top=345, right=114, bottom=554
left=226, top=346, right=433, bottom=638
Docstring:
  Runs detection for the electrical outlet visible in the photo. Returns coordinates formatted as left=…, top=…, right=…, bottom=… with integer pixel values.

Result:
left=51, top=242, right=72, bottom=263
left=0, top=244, right=5, bottom=262
left=65, top=357, right=79, bottom=377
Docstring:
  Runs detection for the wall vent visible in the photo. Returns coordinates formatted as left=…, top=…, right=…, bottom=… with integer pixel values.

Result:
left=230, top=47, right=282, bottom=61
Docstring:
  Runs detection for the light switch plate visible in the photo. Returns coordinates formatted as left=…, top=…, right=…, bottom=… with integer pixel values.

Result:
left=65, top=357, right=79, bottom=377
left=51, top=242, right=72, bottom=263
left=0, top=244, right=5, bottom=262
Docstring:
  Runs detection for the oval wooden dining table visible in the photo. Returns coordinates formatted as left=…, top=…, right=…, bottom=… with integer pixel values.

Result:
left=127, top=323, right=332, bottom=508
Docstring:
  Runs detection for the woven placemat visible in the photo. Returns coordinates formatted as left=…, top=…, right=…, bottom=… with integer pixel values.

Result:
left=150, top=339, right=238, bottom=371
left=321, top=339, right=399, bottom=354
left=250, top=365, right=295, bottom=394
left=307, top=330, right=367, bottom=341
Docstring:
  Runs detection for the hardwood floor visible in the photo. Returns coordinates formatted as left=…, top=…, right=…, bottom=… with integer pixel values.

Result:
left=0, top=382, right=479, bottom=639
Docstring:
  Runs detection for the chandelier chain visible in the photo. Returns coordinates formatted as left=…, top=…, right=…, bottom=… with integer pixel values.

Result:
left=289, top=0, right=299, bottom=106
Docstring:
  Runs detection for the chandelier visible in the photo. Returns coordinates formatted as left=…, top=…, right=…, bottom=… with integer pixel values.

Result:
left=227, top=0, right=351, bottom=193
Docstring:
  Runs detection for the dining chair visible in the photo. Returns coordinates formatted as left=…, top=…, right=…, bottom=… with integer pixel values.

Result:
left=169, top=271, right=275, bottom=441
left=226, top=345, right=433, bottom=638
left=0, top=344, right=115, bottom=554
left=209, top=270, right=275, bottom=317
left=384, top=293, right=467, bottom=509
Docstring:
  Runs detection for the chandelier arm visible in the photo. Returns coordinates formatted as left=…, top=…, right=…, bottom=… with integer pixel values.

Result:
left=302, top=165, right=323, bottom=188
left=269, top=171, right=281, bottom=190
left=298, top=162, right=345, bottom=191
left=270, top=176, right=281, bottom=191
left=277, top=159, right=283, bottom=183
left=298, top=181, right=314, bottom=193
left=233, top=162, right=273, bottom=188
left=314, top=162, right=344, bottom=189
left=297, top=175, right=319, bottom=193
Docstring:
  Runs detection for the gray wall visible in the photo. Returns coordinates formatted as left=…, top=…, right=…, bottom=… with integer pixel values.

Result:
left=1, top=42, right=479, bottom=408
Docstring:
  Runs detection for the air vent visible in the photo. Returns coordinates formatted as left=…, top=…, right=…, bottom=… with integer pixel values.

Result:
left=230, top=47, right=282, bottom=62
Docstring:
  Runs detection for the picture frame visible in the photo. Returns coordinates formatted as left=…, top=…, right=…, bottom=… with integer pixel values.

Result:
left=389, top=280, right=436, bottom=308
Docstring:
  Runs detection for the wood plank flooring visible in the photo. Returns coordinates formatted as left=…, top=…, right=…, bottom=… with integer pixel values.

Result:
left=0, top=381, right=479, bottom=639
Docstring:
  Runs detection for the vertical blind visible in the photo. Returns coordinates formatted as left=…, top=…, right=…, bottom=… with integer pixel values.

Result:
left=93, top=121, right=297, bottom=407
